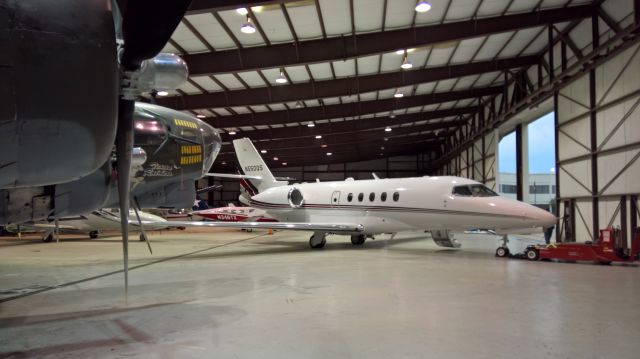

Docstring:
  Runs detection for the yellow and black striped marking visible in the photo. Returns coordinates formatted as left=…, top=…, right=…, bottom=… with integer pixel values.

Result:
left=180, top=145, right=202, bottom=165
left=174, top=118, right=198, bottom=129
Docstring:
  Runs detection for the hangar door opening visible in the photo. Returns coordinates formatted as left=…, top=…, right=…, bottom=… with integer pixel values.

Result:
left=498, top=112, right=556, bottom=211
left=527, top=113, right=556, bottom=211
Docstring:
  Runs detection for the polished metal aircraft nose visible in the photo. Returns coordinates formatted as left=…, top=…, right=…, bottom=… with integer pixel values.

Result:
left=200, top=122, right=221, bottom=176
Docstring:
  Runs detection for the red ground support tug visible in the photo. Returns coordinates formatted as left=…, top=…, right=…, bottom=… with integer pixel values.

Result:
left=524, top=227, right=640, bottom=264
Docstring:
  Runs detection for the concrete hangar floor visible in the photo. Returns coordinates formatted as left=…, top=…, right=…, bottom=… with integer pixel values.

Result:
left=0, top=229, right=638, bottom=358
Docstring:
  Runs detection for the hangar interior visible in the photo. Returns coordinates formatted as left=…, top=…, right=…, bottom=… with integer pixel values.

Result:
left=172, top=0, right=640, bottom=248
left=1, top=0, right=640, bottom=358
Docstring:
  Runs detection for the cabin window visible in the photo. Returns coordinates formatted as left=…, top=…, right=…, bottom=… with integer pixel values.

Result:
left=452, top=186, right=473, bottom=196
left=470, top=184, right=498, bottom=197
left=393, top=192, right=400, bottom=201
left=358, top=193, right=364, bottom=202
left=381, top=192, right=387, bottom=202
left=347, top=193, right=353, bottom=202
left=453, top=185, right=498, bottom=197
left=369, top=192, right=375, bottom=201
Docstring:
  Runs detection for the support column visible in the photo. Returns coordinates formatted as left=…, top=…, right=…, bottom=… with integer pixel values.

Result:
left=553, top=91, right=561, bottom=242
left=590, top=14, right=600, bottom=240
left=620, top=195, right=628, bottom=248
left=515, top=124, right=529, bottom=202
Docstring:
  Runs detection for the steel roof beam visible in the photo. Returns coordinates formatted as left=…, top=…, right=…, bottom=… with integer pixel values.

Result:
left=157, top=57, right=537, bottom=110
left=214, top=139, right=440, bottom=167
left=220, top=121, right=462, bottom=153
left=219, top=135, right=443, bottom=159
left=218, top=107, right=476, bottom=142
left=205, top=87, right=497, bottom=128
left=182, top=5, right=592, bottom=75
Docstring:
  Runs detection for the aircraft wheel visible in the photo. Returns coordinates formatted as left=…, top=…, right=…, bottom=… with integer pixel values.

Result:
left=495, top=247, right=509, bottom=258
left=42, top=234, right=53, bottom=243
left=309, top=234, right=326, bottom=249
left=89, top=231, right=99, bottom=239
left=350, top=234, right=366, bottom=245
left=525, top=248, right=540, bottom=261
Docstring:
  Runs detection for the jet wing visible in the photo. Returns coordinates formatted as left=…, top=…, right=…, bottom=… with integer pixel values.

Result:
left=11, top=223, right=80, bottom=231
left=139, top=220, right=364, bottom=233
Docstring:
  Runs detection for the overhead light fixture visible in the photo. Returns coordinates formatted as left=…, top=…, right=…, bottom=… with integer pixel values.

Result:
left=321, top=144, right=327, bottom=148
left=415, top=1, right=432, bottom=13
left=390, top=112, right=396, bottom=118
left=156, top=91, right=169, bottom=96
left=380, top=146, right=385, bottom=150
left=385, top=127, right=392, bottom=132
left=295, top=101, right=302, bottom=108
left=240, top=15, right=256, bottom=34
left=275, top=69, right=287, bottom=84
left=228, top=131, right=237, bottom=135
left=196, top=114, right=206, bottom=118
left=260, top=149, right=267, bottom=154
left=282, top=162, right=287, bottom=166
left=315, top=135, right=322, bottom=139
left=401, top=53, right=413, bottom=69
left=307, top=122, right=315, bottom=127
left=236, top=7, right=248, bottom=15
left=394, top=89, right=404, bottom=98
left=384, top=138, right=389, bottom=141
left=326, top=152, right=332, bottom=156
left=222, top=161, right=226, bottom=165
left=273, top=157, right=279, bottom=161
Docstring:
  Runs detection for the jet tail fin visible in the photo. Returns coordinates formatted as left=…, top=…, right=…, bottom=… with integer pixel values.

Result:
left=233, top=138, right=287, bottom=193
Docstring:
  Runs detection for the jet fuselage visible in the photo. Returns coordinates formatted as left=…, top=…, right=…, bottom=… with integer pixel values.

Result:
left=249, top=176, right=556, bottom=235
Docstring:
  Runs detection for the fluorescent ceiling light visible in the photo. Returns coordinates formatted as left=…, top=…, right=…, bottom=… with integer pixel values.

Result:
left=415, top=1, right=432, bottom=13
left=273, top=157, right=279, bottom=161
left=260, top=150, right=267, bottom=154
left=196, top=114, right=206, bottom=118
left=315, top=135, right=322, bottom=139
left=395, top=48, right=415, bottom=55
left=307, top=122, right=315, bottom=127
left=326, top=152, right=332, bottom=156
left=385, top=127, right=392, bottom=132
left=228, top=131, right=236, bottom=135
left=236, top=8, right=248, bottom=15
left=156, top=91, right=169, bottom=96
left=394, top=90, right=404, bottom=98
left=282, top=162, right=287, bottom=166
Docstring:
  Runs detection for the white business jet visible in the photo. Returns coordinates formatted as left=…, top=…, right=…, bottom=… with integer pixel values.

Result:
left=203, top=138, right=556, bottom=252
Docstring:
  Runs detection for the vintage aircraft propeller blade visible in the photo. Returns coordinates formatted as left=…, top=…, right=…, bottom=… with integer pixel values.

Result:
left=132, top=196, right=153, bottom=255
left=114, top=0, right=192, bottom=299
left=115, top=99, right=135, bottom=299
left=119, top=0, right=193, bottom=69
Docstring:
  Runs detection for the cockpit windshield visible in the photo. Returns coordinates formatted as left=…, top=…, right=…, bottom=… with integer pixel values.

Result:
left=452, top=184, right=498, bottom=197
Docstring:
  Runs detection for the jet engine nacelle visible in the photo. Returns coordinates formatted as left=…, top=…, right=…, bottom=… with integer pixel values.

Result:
left=0, top=0, right=119, bottom=189
left=287, top=187, right=304, bottom=208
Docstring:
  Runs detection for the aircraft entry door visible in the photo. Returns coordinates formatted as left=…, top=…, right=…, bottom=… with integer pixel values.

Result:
left=331, top=191, right=340, bottom=208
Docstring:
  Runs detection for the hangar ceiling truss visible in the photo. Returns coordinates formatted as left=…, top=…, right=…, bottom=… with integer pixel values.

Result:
left=156, top=0, right=632, bottom=169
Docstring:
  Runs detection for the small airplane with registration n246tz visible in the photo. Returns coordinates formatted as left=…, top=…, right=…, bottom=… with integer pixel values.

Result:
left=199, top=138, right=557, bottom=252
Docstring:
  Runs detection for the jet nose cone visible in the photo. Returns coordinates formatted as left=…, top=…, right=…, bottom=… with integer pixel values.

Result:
left=531, top=206, right=557, bottom=228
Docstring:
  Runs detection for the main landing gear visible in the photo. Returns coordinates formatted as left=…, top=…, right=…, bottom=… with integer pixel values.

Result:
left=309, top=232, right=327, bottom=249
left=350, top=234, right=366, bottom=245
left=495, top=235, right=510, bottom=257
